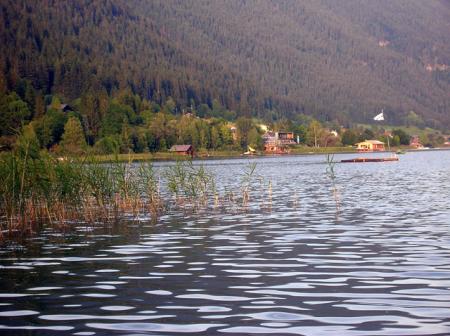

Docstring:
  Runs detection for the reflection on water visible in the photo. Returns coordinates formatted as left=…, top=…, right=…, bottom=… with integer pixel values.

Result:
left=1, top=151, right=450, bottom=335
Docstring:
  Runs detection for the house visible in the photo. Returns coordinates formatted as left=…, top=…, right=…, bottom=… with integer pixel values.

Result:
left=263, top=143, right=290, bottom=154
left=356, top=140, right=385, bottom=152
left=444, top=136, right=450, bottom=147
left=169, top=145, right=194, bottom=157
left=47, top=103, right=74, bottom=112
left=277, top=132, right=296, bottom=144
left=410, top=135, right=423, bottom=149
left=262, top=130, right=295, bottom=154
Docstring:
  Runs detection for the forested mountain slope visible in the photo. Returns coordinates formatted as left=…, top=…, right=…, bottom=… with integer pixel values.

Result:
left=1, top=0, right=449, bottom=128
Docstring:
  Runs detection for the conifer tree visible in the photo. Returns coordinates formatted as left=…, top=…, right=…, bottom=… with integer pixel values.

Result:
left=60, top=116, right=87, bottom=155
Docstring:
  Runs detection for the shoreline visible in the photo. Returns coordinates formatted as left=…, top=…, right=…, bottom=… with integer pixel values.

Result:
left=88, top=146, right=450, bottom=163
left=89, top=147, right=357, bottom=163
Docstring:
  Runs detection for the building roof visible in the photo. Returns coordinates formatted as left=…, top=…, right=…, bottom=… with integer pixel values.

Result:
left=169, top=145, right=193, bottom=152
left=46, top=103, right=73, bottom=111
left=357, top=140, right=385, bottom=145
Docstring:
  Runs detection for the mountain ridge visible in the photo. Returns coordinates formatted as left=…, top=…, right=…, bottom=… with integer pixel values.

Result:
left=1, top=0, right=449, bottom=128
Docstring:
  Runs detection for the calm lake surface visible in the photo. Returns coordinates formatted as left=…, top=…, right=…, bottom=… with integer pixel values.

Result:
left=1, top=150, right=450, bottom=336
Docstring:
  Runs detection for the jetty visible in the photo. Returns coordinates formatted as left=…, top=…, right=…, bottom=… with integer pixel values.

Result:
left=341, top=156, right=399, bottom=163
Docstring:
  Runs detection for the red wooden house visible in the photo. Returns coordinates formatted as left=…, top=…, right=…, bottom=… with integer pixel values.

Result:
left=169, top=145, right=194, bottom=157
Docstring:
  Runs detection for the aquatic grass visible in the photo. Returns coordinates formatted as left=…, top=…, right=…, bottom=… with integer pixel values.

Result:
left=325, top=154, right=341, bottom=215
left=2, top=137, right=347, bottom=242
left=0, top=146, right=288, bottom=242
left=137, top=162, right=164, bottom=220
left=240, top=162, right=257, bottom=208
left=239, top=162, right=271, bottom=211
left=0, top=130, right=169, bottom=239
left=164, top=160, right=216, bottom=211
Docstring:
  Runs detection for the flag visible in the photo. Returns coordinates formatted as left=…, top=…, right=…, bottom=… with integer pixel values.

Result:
left=374, top=112, right=384, bottom=121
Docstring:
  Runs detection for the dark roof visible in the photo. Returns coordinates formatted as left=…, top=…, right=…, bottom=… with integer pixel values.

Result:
left=169, top=145, right=193, bottom=152
left=46, top=103, right=73, bottom=112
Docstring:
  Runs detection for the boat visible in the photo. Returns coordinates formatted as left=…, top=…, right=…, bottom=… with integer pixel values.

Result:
left=242, top=145, right=257, bottom=156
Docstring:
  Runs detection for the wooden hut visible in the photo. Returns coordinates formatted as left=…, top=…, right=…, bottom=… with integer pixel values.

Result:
left=169, top=145, right=194, bottom=157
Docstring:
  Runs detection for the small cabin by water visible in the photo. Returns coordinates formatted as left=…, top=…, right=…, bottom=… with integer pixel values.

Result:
left=356, top=140, right=385, bottom=152
left=169, top=145, right=194, bottom=157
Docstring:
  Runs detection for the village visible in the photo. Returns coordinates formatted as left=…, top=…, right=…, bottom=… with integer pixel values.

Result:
left=168, top=121, right=448, bottom=158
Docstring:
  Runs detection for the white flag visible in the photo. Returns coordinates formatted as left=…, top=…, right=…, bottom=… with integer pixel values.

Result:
left=374, top=112, right=384, bottom=121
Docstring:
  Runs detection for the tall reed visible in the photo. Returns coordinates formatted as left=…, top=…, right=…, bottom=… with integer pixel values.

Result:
left=326, top=154, right=341, bottom=215
left=164, top=160, right=216, bottom=211
left=0, top=128, right=167, bottom=239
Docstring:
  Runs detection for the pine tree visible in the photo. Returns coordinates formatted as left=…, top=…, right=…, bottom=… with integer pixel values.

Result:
left=34, top=92, right=45, bottom=119
left=60, top=116, right=87, bottom=155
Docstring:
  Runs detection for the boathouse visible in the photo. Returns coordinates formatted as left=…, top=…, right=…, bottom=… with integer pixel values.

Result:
left=356, top=140, right=385, bottom=152
left=169, top=145, right=194, bottom=157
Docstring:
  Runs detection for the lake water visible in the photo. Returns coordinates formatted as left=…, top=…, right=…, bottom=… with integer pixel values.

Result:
left=1, top=150, right=450, bottom=336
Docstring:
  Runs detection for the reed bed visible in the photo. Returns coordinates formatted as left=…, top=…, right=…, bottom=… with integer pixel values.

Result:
left=0, top=129, right=164, bottom=240
left=0, top=152, right=164, bottom=239
left=2, top=133, right=344, bottom=242
left=0, top=129, right=274, bottom=241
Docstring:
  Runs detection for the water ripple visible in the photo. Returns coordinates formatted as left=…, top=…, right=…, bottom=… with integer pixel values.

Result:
left=1, top=152, right=450, bottom=335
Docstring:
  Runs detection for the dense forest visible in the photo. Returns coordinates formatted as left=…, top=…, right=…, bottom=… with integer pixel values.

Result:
left=0, top=0, right=449, bottom=152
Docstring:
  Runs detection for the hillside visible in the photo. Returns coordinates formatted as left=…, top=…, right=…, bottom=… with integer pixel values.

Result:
left=1, top=0, right=449, bottom=128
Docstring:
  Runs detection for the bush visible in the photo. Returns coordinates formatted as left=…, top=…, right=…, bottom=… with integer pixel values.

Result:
left=93, top=136, right=120, bottom=154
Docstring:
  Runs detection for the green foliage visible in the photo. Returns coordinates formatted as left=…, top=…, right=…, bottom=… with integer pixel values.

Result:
left=0, top=92, right=31, bottom=136
left=359, top=129, right=375, bottom=142
left=392, top=129, right=410, bottom=145
left=93, top=136, right=120, bottom=155
left=1, top=0, right=449, bottom=130
left=306, top=120, right=324, bottom=147
left=100, top=102, right=134, bottom=137
left=164, top=160, right=216, bottom=206
left=50, top=96, right=62, bottom=110
left=60, top=116, right=87, bottom=155
left=341, top=129, right=358, bottom=146
left=391, top=135, right=400, bottom=147
left=33, top=109, right=67, bottom=148
left=236, top=117, right=262, bottom=149
left=294, top=124, right=307, bottom=144
left=419, top=132, right=445, bottom=148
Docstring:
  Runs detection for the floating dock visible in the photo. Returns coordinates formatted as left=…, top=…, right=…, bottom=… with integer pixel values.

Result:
left=341, top=157, right=399, bottom=163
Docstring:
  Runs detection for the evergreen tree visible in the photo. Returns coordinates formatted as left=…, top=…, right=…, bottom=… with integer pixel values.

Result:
left=60, top=116, right=87, bottom=155
left=341, top=129, right=358, bottom=145
left=392, top=129, right=410, bottom=145
left=50, top=96, right=62, bottom=110
left=34, top=92, right=45, bottom=119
